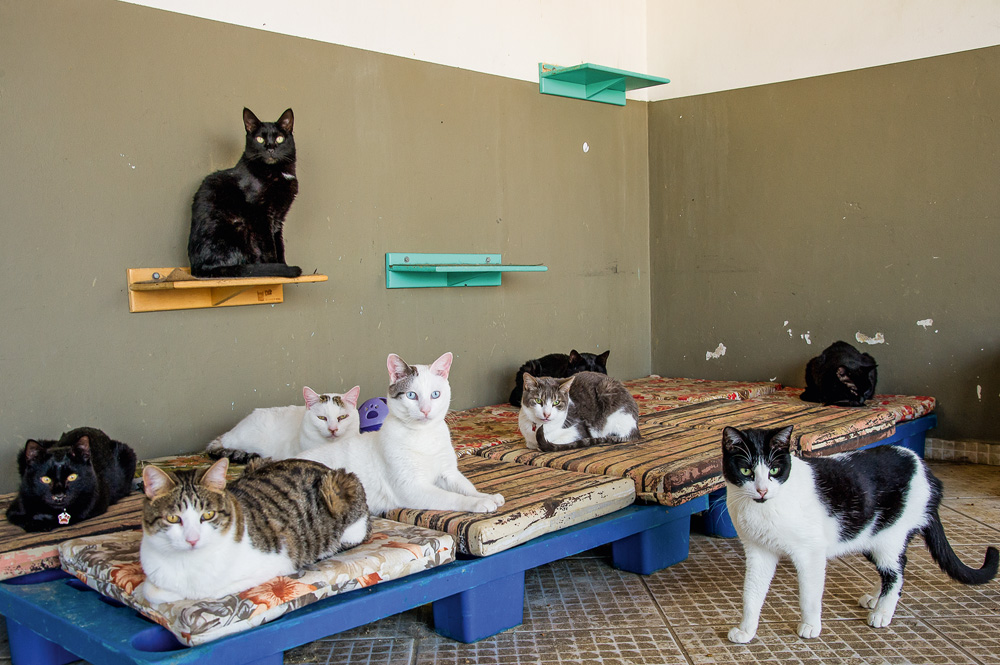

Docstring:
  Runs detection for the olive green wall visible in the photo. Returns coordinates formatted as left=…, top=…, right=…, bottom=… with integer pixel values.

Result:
left=0, top=1, right=651, bottom=491
left=649, top=46, right=1000, bottom=443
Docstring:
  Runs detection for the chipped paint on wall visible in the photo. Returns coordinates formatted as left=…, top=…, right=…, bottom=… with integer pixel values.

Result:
left=706, top=342, right=726, bottom=360
left=801, top=331, right=812, bottom=344
left=855, top=331, right=885, bottom=345
left=917, top=318, right=933, bottom=329
left=977, top=385, right=982, bottom=401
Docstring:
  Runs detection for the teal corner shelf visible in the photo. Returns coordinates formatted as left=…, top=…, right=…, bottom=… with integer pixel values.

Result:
left=538, top=63, right=669, bottom=106
left=385, top=253, right=547, bottom=289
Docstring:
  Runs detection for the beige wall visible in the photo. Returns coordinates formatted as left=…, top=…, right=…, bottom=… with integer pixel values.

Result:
left=649, top=46, right=1000, bottom=442
left=0, top=1, right=651, bottom=492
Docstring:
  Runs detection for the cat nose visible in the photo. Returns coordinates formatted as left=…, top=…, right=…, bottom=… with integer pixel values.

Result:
left=757, top=488, right=768, bottom=499
left=186, top=536, right=199, bottom=547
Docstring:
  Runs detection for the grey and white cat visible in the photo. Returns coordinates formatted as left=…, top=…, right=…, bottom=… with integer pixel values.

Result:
left=723, top=425, right=998, bottom=643
left=518, top=371, right=640, bottom=451
left=299, top=352, right=504, bottom=514
left=139, top=457, right=370, bottom=604
left=206, top=386, right=361, bottom=463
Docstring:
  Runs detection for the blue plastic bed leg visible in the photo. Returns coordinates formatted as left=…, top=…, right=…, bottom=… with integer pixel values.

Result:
left=432, top=570, right=525, bottom=643
left=610, top=498, right=706, bottom=574
left=6, top=617, right=79, bottom=665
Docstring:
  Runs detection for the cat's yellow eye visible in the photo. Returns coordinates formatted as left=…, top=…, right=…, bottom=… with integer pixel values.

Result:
left=165, top=515, right=180, bottom=524
left=66, top=473, right=79, bottom=482
left=276, top=136, right=284, bottom=143
left=317, top=415, right=328, bottom=421
left=40, top=476, right=52, bottom=484
left=534, top=398, right=542, bottom=404
left=739, top=467, right=753, bottom=477
left=255, top=136, right=264, bottom=143
left=201, top=511, right=216, bottom=521
left=337, top=414, right=348, bottom=421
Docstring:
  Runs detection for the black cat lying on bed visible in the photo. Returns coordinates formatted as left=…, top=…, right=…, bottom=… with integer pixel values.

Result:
left=6, top=427, right=137, bottom=532
left=800, top=341, right=878, bottom=407
left=509, top=349, right=610, bottom=407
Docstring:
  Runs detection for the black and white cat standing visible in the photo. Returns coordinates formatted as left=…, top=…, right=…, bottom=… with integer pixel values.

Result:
left=188, top=108, right=302, bottom=278
left=722, top=425, right=997, bottom=643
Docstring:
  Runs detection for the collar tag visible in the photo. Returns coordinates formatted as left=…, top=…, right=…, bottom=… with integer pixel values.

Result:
left=58, top=511, right=71, bottom=525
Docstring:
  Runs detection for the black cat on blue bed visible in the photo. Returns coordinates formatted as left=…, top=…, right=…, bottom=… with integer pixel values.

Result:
left=509, top=349, right=610, bottom=407
left=800, top=341, right=878, bottom=407
left=188, top=108, right=302, bottom=278
left=6, top=427, right=137, bottom=532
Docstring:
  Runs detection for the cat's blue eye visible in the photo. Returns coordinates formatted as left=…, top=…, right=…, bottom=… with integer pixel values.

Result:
left=255, top=136, right=264, bottom=143
left=406, top=391, right=417, bottom=400
left=431, top=391, right=441, bottom=399
left=739, top=467, right=753, bottom=477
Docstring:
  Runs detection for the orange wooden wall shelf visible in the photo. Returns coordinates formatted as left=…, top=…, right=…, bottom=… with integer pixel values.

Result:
left=126, top=267, right=327, bottom=313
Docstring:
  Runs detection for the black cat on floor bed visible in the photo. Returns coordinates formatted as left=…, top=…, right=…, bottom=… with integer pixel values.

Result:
left=509, top=349, right=610, bottom=407
left=800, top=340, right=878, bottom=407
left=188, top=108, right=302, bottom=279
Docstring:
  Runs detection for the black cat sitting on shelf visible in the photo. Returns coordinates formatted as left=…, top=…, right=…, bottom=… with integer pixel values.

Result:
left=800, top=340, right=878, bottom=407
left=509, top=349, right=610, bottom=407
left=6, top=427, right=137, bottom=532
left=188, top=108, right=303, bottom=278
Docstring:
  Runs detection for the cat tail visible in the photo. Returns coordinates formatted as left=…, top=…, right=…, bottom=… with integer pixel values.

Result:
left=536, top=428, right=640, bottom=452
left=206, top=444, right=262, bottom=466
left=193, top=263, right=303, bottom=278
left=922, top=514, right=999, bottom=585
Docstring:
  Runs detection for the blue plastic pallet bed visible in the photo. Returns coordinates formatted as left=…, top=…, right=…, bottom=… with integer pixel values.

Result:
left=0, top=378, right=937, bottom=665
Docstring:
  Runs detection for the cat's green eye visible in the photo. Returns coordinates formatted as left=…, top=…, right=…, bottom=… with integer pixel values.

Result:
left=201, top=511, right=216, bottom=521
left=255, top=136, right=264, bottom=143
left=317, top=415, right=328, bottom=421
left=534, top=398, right=542, bottom=404
left=337, top=414, right=348, bottom=421
left=66, top=473, right=79, bottom=482
left=40, top=476, right=52, bottom=484
left=769, top=466, right=781, bottom=476
left=739, top=467, right=753, bottom=477
left=276, top=136, right=284, bottom=144
left=165, top=515, right=180, bottom=524
left=553, top=400, right=561, bottom=406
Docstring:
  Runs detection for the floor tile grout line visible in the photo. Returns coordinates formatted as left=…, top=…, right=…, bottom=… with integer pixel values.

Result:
left=916, top=616, right=989, bottom=665
left=938, top=503, right=1000, bottom=541
left=639, top=570, right=699, bottom=665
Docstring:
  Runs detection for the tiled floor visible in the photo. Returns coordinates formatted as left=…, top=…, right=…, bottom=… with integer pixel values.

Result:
left=1, top=461, right=997, bottom=665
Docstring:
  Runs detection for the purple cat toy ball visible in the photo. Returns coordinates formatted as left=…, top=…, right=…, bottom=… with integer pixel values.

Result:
left=359, top=397, right=389, bottom=432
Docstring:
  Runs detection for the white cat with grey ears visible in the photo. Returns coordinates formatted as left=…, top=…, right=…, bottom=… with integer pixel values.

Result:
left=206, top=386, right=362, bottom=463
left=722, top=425, right=998, bottom=644
left=299, top=352, right=505, bottom=514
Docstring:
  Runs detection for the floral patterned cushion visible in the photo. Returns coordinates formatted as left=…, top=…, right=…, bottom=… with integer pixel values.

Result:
left=58, top=518, right=454, bottom=647
left=446, top=403, right=521, bottom=456
left=625, top=375, right=780, bottom=414
left=385, top=456, right=635, bottom=556
left=760, top=386, right=936, bottom=423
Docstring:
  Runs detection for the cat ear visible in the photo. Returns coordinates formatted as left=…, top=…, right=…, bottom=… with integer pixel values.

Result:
left=276, top=108, right=294, bottom=133
left=142, top=465, right=175, bottom=500
left=569, top=350, right=581, bottom=362
left=558, top=375, right=576, bottom=391
left=342, top=386, right=361, bottom=408
left=721, top=427, right=744, bottom=451
left=429, top=352, right=453, bottom=379
left=303, top=386, right=322, bottom=408
left=72, top=435, right=92, bottom=463
left=770, top=426, right=794, bottom=451
left=23, top=440, right=45, bottom=463
left=522, top=373, right=537, bottom=390
left=243, top=108, right=261, bottom=134
left=386, top=354, right=412, bottom=383
left=200, top=458, right=229, bottom=493
left=597, top=350, right=610, bottom=364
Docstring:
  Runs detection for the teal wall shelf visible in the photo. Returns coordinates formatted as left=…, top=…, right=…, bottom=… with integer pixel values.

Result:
left=385, top=253, right=547, bottom=289
left=538, top=63, right=670, bottom=106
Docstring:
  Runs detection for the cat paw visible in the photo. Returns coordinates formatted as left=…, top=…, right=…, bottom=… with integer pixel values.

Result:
left=868, top=608, right=895, bottom=628
left=491, top=493, right=505, bottom=507
left=859, top=593, right=878, bottom=609
left=797, top=622, right=821, bottom=639
left=139, top=580, right=183, bottom=606
left=470, top=497, right=499, bottom=513
left=727, top=627, right=756, bottom=644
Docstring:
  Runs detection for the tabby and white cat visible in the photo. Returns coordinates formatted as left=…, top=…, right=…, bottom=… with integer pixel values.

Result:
left=206, top=386, right=361, bottom=463
left=518, top=371, right=640, bottom=451
left=723, top=425, right=998, bottom=643
left=139, top=457, right=370, bottom=604
left=299, top=353, right=504, bottom=514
